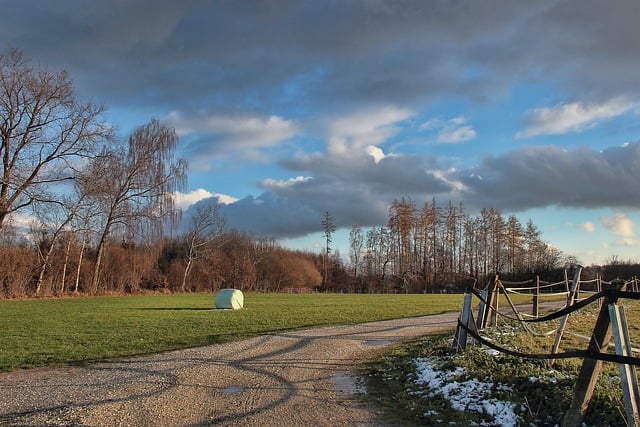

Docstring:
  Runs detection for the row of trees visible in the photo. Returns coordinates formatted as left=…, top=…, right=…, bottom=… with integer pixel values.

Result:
left=0, top=226, right=322, bottom=297
left=316, top=198, right=565, bottom=293
left=2, top=190, right=636, bottom=298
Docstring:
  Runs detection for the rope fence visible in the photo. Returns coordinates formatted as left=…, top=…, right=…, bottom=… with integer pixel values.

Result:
left=453, top=270, right=640, bottom=427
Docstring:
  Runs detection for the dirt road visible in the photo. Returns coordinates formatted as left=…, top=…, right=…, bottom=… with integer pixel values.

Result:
left=0, top=312, right=460, bottom=426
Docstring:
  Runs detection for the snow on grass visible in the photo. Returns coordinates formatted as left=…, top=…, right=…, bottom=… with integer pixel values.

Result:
left=413, top=357, right=520, bottom=427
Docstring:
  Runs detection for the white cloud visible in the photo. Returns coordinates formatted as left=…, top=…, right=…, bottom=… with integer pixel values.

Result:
left=581, top=221, right=595, bottom=233
left=418, top=118, right=442, bottom=132
left=600, top=213, right=634, bottom=238
left=327, top=106, right=413, bottom=154
left=420, top=116, right=476, bottom=144
left=167, top=111, right=296, bottom=149
left=618, top=237, right=640, bottom=247
left=517, top=97, right=634, bottom=138
left=430, top=168, right=467, bottom=192
left=261, top=176, right=312, bottom=189
left=173, top=189, right=237, bottom=211
left=330, top=106, right=413, bottom=137
left=438, top=125, right=476, bottom=144
left=365, top=145, right=386, bottom=164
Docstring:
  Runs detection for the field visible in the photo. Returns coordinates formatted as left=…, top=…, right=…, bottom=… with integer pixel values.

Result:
left=0, top=292, right=476, bottom=372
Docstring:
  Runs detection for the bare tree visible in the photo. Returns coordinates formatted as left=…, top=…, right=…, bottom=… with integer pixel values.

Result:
left=349, top=224, right=364, bottom=278
left=321, top=211, right=335, bottom=288
left=0, top=48, right=111, bottom=231
left=388, top=197, right=417, bottom=281
left=364, top=226, right=392, bottom=291
left=31, top=191, right=85, bottom=295
left=182, top=200, right=225, bottom=292
left=84, top=119, right=187, bottom=293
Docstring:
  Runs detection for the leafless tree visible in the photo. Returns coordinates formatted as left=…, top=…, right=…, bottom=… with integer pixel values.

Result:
left=182, top=200, right=225, bottom=292
left=30, top=190, right=85, bottom=295
left=0, top=48, right=111, bottom=231
left=83, top=119, right=187, bottom=292
left=349, top=224, right=363, bottom=277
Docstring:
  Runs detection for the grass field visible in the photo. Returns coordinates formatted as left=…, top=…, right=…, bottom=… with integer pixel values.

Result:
left=0, top=292, right=477, bottom=372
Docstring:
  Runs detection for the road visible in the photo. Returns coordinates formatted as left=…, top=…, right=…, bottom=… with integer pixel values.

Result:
left=0, top=312, right=461, bottom=426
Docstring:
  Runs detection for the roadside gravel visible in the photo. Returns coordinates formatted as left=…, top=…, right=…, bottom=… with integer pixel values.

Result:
left=0, top=312, right=460, bottom=426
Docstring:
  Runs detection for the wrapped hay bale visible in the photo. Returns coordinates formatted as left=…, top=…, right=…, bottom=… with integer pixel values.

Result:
left=215, top=288, right=244, bottom=309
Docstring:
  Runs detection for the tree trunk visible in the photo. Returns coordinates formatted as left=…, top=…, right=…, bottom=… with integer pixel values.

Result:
left=36, top=236, right=59, bottom=296
left=92, top=228, right=110, bottom=294
left=60, top=238, right=72, bottom=294
left=74, top=239, right=85, bottom=293
left=182, top=258, right=193, bottom=292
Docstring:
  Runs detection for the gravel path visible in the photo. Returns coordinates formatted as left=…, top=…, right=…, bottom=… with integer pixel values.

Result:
left=0, top=312, right=460, bottom=426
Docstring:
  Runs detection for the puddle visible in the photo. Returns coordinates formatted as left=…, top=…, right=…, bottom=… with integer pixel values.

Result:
left=222, top=386, right=245, bottom=395
left=333, top=373, right=367, bottom=396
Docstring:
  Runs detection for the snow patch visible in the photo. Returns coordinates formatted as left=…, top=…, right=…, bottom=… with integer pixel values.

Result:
left=414, top=358, right=519, bottom=427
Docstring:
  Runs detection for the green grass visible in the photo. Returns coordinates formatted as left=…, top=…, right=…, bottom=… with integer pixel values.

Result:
left=0, top=292, right=464, bottom=372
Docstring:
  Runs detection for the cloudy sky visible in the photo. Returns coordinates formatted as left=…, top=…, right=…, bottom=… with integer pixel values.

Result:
left=4, top=0, right=640, bottom=265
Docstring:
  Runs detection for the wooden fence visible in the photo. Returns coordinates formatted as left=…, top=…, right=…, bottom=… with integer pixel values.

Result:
left=454, top=270, right=640, bottom=427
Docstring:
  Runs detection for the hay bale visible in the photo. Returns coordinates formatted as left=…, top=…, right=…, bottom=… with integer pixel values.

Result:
left=215, top=288, right=244, bottom=309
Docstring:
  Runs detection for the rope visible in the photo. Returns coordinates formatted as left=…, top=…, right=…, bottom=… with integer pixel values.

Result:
left=504, top=288, right=569, bottom=297
left=501, top=280, right=567, bottom=292
left=500, top=279, right=534, bottom=286
left=498, top=285, right=557, bottom=337
left=468, top=287, right=640, bottom=325
left=458, top=320, right=640, bottom=366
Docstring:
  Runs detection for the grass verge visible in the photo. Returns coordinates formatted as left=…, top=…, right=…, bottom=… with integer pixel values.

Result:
left=363, top=300, right=640, bottom=426
left=0, top=292, right=467, bottom=372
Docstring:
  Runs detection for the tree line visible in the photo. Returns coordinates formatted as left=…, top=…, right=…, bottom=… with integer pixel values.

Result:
left=321, top=198, right=565, bottom=293
left=368, top=198, right=562, bottom=291
left=1, top=48, right=637, bottom=298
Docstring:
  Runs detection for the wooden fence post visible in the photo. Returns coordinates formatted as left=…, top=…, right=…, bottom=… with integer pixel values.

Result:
left=562, top=279, right=626, bottom=427
left=453, top=292, right=477, bottom=352
left=476, top=288, right=488, bottom=329
left=609, top=303, right=640, bottom=426
left=597, top=273, right=602, bottom=308
left=532, top=275, right=539, bottom=318
left=550, top=266, right=583, bottom=368
left=479, top=276, right=499, bottom=329
left=484, top=275, right=500, bottom=327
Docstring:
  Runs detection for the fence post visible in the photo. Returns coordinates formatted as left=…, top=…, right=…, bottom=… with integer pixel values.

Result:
left=550, top=266, right=583, bottom=368
left=597, top=273, right=602, bottom=308
left=476, top=288, right=488, bottom=329
left=609, top=303, right=640, bottom=426
left=532, top=275, right=539, bottom=318
left=562, top=279, right=626, bottom=427
left=453, top=292, right=476, bottom=352
left=486, top=275, right=500, bottom=327
left=479, top=276, right=498, bottom=329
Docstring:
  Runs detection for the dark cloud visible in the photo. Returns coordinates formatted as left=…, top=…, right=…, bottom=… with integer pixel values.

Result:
left=185, top=142, right=640, bottom=239
left=279, top=151, right=449, bottom=196
left=4, top=0, right=640, bottom=112
left=193, top=152, right=456, bottom=237
left=461, top=142, right=640, bottom=211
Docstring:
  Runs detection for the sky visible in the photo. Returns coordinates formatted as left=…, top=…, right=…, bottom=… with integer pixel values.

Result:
left=3, top=0, right=640, bottom=266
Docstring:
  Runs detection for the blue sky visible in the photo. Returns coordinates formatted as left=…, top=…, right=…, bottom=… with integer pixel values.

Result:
left=4, top=0, right=640, bottom=265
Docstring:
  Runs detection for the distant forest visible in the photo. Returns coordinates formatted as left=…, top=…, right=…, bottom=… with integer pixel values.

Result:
left=2, top=194, right=638, bottom=298
left=1, top=48, right=638, bottom=298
